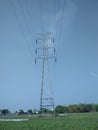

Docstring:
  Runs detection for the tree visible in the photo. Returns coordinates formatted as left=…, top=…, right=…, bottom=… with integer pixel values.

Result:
left=86, top=104, right=93, bottom=112
left=67, top=104, right=80, bottom=113
left=78, top=104, right=86, bottom=113
left=55, top=105, right=65, bottom=113
left=27, top=109, right=32, bottom=114
left=95, top=104, right=98, bottom=112
left=18, top=109, right=24, bottom=115
left=55, top=104, right=98, bottom=113
left=1, top=109, right=10, bottom=115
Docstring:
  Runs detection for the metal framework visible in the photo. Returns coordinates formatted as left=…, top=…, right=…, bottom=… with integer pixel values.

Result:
left=35, top=32, right=56, bottom=114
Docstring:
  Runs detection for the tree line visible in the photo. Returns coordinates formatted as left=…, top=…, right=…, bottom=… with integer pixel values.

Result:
left=0, top=109, right=38, bottom=115
left=55, top=104, right=98, bottom=113
left=1, top=104, right=98, bottom=115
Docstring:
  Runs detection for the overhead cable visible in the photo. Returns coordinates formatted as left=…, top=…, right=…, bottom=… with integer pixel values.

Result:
left=38, top=0, right=44, bottom=32
left=19, top=0, right=33, bottom=42
left=9, top=0, right=33, bottom=57
left=24, top=0, right=35, bottom=37
left=56, top=0, right=65, bottom=46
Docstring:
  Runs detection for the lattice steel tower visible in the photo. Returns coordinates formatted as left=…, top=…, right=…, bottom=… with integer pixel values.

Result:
left=35, top=32, right=56, bottom=113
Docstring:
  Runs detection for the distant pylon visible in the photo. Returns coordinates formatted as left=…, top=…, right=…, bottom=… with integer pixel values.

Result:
left=35, top=32, right=56, bottom=115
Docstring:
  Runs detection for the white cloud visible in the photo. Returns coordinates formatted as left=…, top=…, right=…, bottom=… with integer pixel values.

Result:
left=55, top=0, right=77, bottom=25
left=90, top=72, right=98, bottom=78
left=41, top=0, right=77, bottom=37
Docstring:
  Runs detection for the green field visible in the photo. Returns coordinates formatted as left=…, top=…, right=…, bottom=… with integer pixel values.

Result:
left=0, top=113, right=98, bottom=130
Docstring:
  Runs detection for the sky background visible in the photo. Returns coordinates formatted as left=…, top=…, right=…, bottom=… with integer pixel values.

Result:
left=0, top=0, right=98, bottom=112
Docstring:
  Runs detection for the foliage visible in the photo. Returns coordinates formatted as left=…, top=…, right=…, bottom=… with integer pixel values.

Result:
left=95, top=104, right=98, bottom=112
left=18, top=109, right=25, bottom=115
left=55, top=104, right=98, bottom=114
left=55, top=105, right=65, bottom=113
left=27, top=109, right=32, bottom=114
left=0, top=109, right=10, bottom=115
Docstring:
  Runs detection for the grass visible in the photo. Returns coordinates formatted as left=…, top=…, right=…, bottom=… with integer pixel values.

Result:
left=0, top=113, right=98, bottom=130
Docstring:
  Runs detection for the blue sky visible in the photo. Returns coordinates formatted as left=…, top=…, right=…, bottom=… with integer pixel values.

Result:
left=0, top=0, right=98, bottom=112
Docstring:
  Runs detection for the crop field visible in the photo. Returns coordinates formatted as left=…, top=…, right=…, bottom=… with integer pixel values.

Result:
left=0, top=113, right=98, bottom=130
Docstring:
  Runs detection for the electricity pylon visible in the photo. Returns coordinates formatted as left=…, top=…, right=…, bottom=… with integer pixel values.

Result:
left=35, top=32, right=56, bottom=115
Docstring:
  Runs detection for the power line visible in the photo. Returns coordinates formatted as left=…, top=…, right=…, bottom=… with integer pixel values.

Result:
left=38, top=0, right=44, bottom=32
left=19, top=0, right=33, bottom=42
left=9, top=0, right=33, bottom=58
left=24, top=0, right=35, bottom=37
left=55, top=0, right=61, bottom=39
left=55, top=0, right=65, bottom=51
left=53, top=0, right=60, bottom=58
left=58, top=0, right=65, bottom=41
